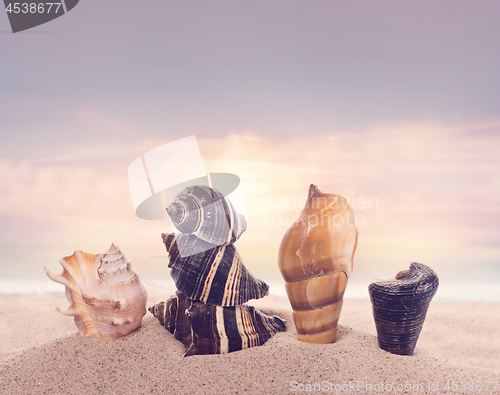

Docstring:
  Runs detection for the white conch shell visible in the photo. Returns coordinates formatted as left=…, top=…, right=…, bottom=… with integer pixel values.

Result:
left=44, top=243, right=148, bottom=340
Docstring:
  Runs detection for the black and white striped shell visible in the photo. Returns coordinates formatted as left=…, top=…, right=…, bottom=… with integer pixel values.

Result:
left=149, top=291, right=286, bottom=357
left=166, top=185, right=247, bottom=247
left=368, top=262, right=439, bottom=356
left=162, top=232, right=269, bottom=306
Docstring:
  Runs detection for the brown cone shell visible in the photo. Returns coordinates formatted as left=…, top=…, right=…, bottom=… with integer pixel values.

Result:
left=278, top=184, right=358, bottom=343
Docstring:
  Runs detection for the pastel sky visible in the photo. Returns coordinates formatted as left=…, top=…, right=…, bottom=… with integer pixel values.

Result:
left=1, top=1, right=499, bottom=297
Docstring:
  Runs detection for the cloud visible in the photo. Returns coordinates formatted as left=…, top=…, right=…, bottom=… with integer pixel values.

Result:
left=0, top=118, right=498, bottom=278
left=197, top=119, right=500, bottom=254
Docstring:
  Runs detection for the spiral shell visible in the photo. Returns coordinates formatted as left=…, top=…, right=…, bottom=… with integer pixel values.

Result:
left=278, top=184, right=358, bottom=343
left=166, top=185, right=247, bottom=247
left=369, top=262, right=439, bottom=355
left=44, top=244, right=148, bottom=340
left=149, top=291, right=286, bottom=357
left=162, top=232, right=269, bottom=306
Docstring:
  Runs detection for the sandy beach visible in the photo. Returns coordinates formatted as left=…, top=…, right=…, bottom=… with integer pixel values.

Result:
left=0, top=292, right=499, bottom=394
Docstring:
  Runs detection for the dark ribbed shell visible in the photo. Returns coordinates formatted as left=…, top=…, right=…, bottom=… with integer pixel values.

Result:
left=162, top=232, right=269, bottom=306
left=149, top=291, right=286, bottom=357
left=148, top=292, right=192, bottom=349
left=368, top=262, right=439, bottom=356
left=166, top=185, right=247, bottom=247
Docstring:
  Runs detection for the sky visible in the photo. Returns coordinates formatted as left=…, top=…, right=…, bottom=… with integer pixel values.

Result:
left=0, top=1, right=499, bottom=299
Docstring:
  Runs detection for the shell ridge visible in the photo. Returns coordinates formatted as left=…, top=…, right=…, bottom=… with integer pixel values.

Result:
left=244, top=307, right=259, bottom=348
left=231, top=254, right=242, bottom=305
left=55, top=305, right=84, bottom=317
left=283, top=268, right=348, bottom=283
left=168, top=239, right=216, bottom=302
left=238, top=305, right=253, bottom=347
left=218, top=306, right=232, bottom=353
left=204, top=245, right=236, bottom=306
left=222, top=250, right=239, bottom=306
left=234, top=305, right=248, bottom=349
left=171, top=235, right=216, bottom=300
left=194, top=194, right=207, bottom=241
left=59, top=253, right=92, bottom=292
left=259, top=308, right=286, bottom=335
left=73, top=315, right=100, bottom=338
left=229, top=249, right=242, bottom=305
left=79, top=251, right=104, bottom=285
left=43, top=266, right=80, bottom=295
left=257, top=309, right=273, bottom=337
left=204, top=188, right=227, bottom=245
left=221, top=196, right=234, bottom=245
left=167, top=234, right=269, bottom=306
left=199, top=246, right=226, bottom=303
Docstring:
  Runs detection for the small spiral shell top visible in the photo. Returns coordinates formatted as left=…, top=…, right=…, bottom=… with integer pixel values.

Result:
left=149, top=291, right=286, bottom=357
left=166, top=185, right=247, bottom=247
left=162, top=232, right=269, bottom=306
left=369, top=262, right=439, bottom=355
left=44, top=244, right=148, bottom=340
left=278, top=184, right=358, bottom=343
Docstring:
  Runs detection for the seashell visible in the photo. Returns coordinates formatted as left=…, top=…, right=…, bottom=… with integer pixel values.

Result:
left=162, top=232, right=269, bottom=306
left=44, top=243, right=148, bottom=340
left=278, top=184, right=358, bottom=343
left=166, top=185, right=247, bottom=247
left=149, top=291, right=286, bottom=357
left=368, top=262, right=439, bottom=355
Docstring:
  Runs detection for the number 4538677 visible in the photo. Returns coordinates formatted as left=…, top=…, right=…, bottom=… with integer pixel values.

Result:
left=5, top=3, right=62, bottom=14
left=443, top=381, right=498, bottom=392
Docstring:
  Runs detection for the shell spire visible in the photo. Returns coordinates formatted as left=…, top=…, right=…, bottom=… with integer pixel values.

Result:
left=98, top=243, right=136, bottom=283
left=278, top=184, right=358, bottom=343
left=308, top=183, right=323, bottom=199
left=166, top=185, right=247, bottom=247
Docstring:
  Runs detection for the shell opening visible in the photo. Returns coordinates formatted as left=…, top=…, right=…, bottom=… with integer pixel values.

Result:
left=395, top=268, right=411, bottom=280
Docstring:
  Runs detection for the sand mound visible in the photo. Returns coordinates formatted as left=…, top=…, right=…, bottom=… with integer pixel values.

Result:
left=1, top=295, right=498, bottom=394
